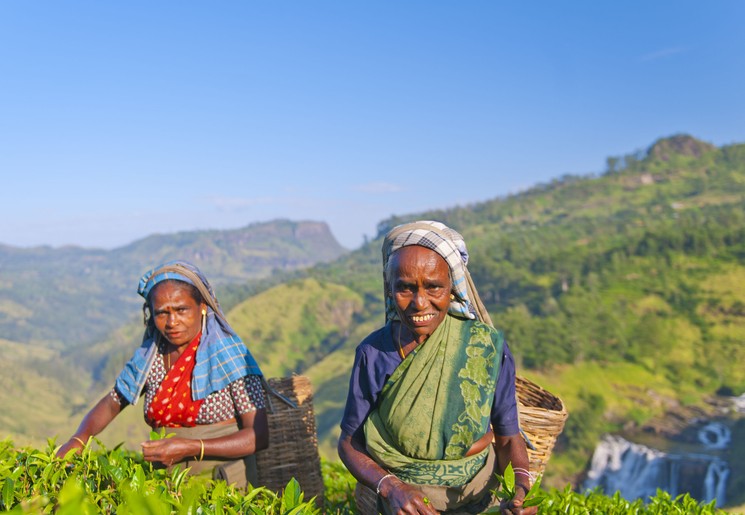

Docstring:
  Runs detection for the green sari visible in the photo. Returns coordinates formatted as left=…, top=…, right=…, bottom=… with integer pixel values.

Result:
left=364, top=315, right=503, bottom=487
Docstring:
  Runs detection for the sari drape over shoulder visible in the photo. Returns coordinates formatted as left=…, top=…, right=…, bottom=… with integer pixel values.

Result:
left=147, top=332, right=204, bottom=428
left=364, top=315, right=503, bottom=486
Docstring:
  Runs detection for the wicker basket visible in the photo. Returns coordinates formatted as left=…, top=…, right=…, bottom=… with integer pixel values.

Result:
left=354, top=375, right=567, bottom=514
left=515, top=375, right=568, bottom=475
left=355, top=482, right=380, bottom=515
left=254, top=376, right=325, bottom=506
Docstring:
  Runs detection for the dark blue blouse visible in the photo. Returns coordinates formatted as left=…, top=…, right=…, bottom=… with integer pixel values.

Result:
left=340, top=322, right=520, bottom=441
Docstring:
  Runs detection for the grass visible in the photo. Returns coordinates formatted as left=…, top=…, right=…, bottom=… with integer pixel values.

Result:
left=228, top=278, right=364, bottom=377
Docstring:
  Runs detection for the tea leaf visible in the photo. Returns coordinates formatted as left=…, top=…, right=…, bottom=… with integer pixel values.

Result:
left=2, top=477, right=14, bottom=509
left=503, top=462, right=515, bottom=492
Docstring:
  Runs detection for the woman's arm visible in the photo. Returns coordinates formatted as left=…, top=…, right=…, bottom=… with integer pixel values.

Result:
left=57, top=393, right=124, bottom=457
left=493, top=433, right=537, bottom=515
left=338, top=431, right=436, bottom=515
left=140, top=408, right=268, bottom=465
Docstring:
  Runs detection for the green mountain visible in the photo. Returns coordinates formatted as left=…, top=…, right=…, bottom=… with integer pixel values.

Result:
left=6, top=134, right=745, bottom=505
left=0, top=219, right=348, bottom=447
left=0, top=220, right=346, bottom=347
left=228, top=135, right=745, bottom=499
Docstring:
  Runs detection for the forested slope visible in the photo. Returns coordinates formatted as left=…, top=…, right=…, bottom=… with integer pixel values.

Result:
left=231, top=135, right=745, bottom=495
left=0, top=220, right=347, bottom=447
left=0, top=220, right=346, bottom=346
left=13, top=134, right=745, bottom=502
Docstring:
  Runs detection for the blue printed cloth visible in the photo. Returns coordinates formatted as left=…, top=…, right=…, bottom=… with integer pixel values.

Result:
left=115, top=261, right=262, bottom=404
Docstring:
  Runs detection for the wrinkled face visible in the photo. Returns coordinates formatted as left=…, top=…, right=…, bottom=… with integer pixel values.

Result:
left=150, top=282, right=206, bottom=347
left=388, top=246, right=452, bottom=343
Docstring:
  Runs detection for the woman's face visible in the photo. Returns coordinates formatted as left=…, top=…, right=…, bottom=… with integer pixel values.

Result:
left=389, top=246, right=452, bottom=343
left=150, top=282, right=206, bottom=347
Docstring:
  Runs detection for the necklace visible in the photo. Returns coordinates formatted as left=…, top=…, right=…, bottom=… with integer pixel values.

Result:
left=395, top=322, right=406, bottom=360
left=159, top=336, right=172, bottom=370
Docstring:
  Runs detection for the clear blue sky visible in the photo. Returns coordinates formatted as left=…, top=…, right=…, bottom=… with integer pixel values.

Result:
left=1, top=1, right=743, bottom=250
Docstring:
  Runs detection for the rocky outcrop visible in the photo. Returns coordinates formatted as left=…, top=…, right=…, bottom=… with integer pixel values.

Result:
left=647, top=134, right=716, bottom=161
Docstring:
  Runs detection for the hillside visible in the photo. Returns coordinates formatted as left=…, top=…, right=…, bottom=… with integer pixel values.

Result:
left=6, top=134, right=745, bottom=506
left=234, top=135, right=745, bottom=501
left=0, top=219, right=346, bottom=346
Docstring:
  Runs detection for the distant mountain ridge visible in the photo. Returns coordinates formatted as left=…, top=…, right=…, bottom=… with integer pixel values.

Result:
left=0, top=219, right=346, bottom=346
left=223, top=135, right=745, bottom=504
left=5, top=134, right=745, bottom=506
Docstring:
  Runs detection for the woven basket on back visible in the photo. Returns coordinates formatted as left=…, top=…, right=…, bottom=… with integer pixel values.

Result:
left=254, top=375, right=325, bottom=506
left=355, top=482, right=379, bottom=515
left=515, top=375, right=568, bottom=475
left=354, top=375, right=567, bottom=514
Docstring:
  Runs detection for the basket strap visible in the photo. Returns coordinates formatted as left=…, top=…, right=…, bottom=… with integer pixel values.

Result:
left=410, top=233, right=538, bottom=455
left=261, top=376, right=298, bottom=413
left=465, top=266, right=538, bottom=451
left=520, top=427, right=536, bottom=450
left=467, top=268, right=537, bottom=450
left=463, top=267, right=493, bottom=327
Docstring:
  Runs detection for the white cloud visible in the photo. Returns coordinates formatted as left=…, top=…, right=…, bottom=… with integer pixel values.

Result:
left=352, top=182, right=404, bottom=194
left=639, top=47, right=686, bottom=62
left=204, top=195, right=277, bottom=210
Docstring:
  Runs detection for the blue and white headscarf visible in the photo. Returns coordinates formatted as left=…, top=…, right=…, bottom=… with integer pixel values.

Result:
left=115, top=260, right=262, bottom=404
left=382, top=220, right=478, bottom=323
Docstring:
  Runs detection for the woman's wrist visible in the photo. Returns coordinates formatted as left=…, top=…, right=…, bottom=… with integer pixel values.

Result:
left=188, top=438, right=204, bottom=461
left=71, top=435, right=89, bottom=446
left=513, top=466, right=533, bottom=495
left=515, top=483, right=530, bottom=495
left=376, top=473, right=397, bottom=498
left=197, top=439, right=205, bottom=461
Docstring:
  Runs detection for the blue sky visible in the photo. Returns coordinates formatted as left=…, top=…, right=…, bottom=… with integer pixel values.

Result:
left=1, top=1, right=743, bottom=250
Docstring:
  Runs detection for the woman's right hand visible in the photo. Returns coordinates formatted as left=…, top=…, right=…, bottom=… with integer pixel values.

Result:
left=56, top=437, right=85, bottom=458
left=379, top=476, right=439, bottom=515
left=56, top=393, right=123, bottom=459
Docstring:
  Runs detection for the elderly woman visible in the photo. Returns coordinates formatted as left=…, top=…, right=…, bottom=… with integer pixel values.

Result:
left=338, top=222, right=535, bottom=515
left=58, top=261, right=268, bottom=488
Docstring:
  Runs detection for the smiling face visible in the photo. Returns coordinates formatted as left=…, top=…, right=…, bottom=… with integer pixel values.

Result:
left=388, top=246, right=452, bottom=344
left=150, top=281, right=206, bottom=348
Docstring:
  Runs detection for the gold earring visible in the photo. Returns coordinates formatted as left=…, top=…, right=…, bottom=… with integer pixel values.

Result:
left=201, top=309, right=207, bottom=333
left=450, top=293, right=455, bottom=300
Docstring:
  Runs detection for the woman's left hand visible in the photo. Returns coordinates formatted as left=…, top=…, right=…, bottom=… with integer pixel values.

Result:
left=493, top=434, right=538, bottom=515
left=141, top=437, right=198, bottom=466
left=499, top=493, right=538, bottom=515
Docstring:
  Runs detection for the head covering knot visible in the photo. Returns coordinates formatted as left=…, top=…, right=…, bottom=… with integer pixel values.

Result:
left=382, top=220, right=477, bottom=322
left=114, top=260, right=262, bottom=404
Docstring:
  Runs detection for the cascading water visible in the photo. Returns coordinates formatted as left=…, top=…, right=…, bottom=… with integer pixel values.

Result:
left=698, top=422, right=730, bottom=450
left=733, top=393, right=745, bottom=414
left=584, top=432, right=729, bottom=505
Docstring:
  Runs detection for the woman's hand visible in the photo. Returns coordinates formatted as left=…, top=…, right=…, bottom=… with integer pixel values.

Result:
left=493, top=434, right=538, bottom=515
left=140, top=410, right=267, bottom=466
left=56, top=437, right=85, bottom=458
left=339, top=433, right=438, bottom=514
left=499, top=489, right=538, bottom=515
left=57, top=394, right=123, bottom=459
left=141, top=437, right=199, bottom=466
left=379, top=476, right=439, bottom=515
left=498, top=481, right=538, bottom=515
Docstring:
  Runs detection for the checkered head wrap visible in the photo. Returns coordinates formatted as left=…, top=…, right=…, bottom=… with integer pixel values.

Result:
left=382, top=220, right=476, bottom=322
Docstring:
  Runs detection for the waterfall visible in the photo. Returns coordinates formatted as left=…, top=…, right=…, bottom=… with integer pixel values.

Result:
left=584, top=434, right=729, bottom=505
left=733, top=393, right=745, bottom=414
left=704, top=460, right=729, bottom=504
left=698, top=422, right=730, bottom=450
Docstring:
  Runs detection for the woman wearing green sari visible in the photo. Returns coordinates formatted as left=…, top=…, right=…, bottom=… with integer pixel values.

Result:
left=338, top=221, right=535, bottom=514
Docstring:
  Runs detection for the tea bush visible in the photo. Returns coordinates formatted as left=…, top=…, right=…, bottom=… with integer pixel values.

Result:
left=0, top=439, right=728, bottom=514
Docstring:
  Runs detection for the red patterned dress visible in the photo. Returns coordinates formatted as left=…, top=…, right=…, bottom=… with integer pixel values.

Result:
left=111, top=334, right=265, bottom=426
